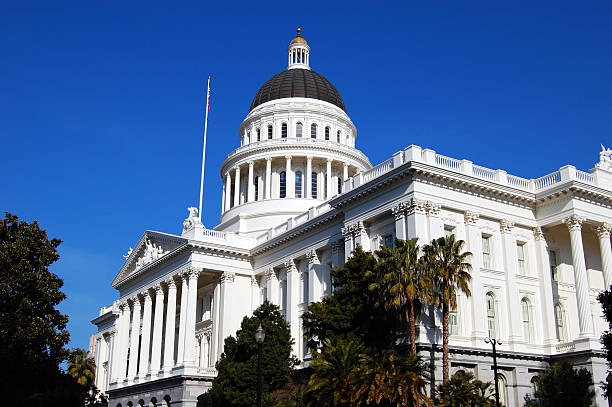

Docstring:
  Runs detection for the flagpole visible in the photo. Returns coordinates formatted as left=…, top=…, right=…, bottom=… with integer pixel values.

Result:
left=198, top=75, right=211, bottom=221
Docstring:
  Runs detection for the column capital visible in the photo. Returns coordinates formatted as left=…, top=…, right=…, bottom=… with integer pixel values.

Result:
left=326, top=158, right=333, bottom=164
left=306, top=155, right=313, bottom=162
left=499, top=219, right=515, bottom=234
left=180, top=271, right=190, bottom=282
left=220, top=271, right=235, bottom=283
left=165, top=277, right=177, bottom=290
left=343, top=162, right=348, bottom=168
left=247, top=160, right=255, bottom=167
left=266, top=157, right=273, bottom=162
left=426, top=201, right=441, bottom=217
left=392, top=202, right=406, bottom=220
left=141, top=290, right=152, bottom=302
left=406, top=198, right=427, bottom=215
left=341, top=226, right=353, bottom=241
left=564, top=215, right=585, bottom=232
left=234, top=165, right=241, bottom=172
left=533, top=226, right=546, bottom=241
left=251, top=275, right=258, bottom=286
left=285, top=155, right=292, bottom=160
left=306, top=250, right=320, bottom=265
left=284, top=259, right=297, bottom=272
left=153, top=284, right=164, bottom=295
left=265, top=268, right=278, bottom=281
left=464, top=210, right=479, bottom=225
left=594, top=223, right=612, bottom=239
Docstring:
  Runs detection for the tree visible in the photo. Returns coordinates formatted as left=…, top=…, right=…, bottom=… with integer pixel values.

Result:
left=598, top=287, right=612, bottom=398
left=0, top=212, right=79, bottom=405
left=370, top=238, right=426, bottom=354
left=68, top=348, right=96, bottom=387
left=437, top=370, right=495, bottom=407
left=422, top=234, right=472, bottom=383
left=200, top=301, right=298, bottom=407
left=524, top=361, right=595, bottom=407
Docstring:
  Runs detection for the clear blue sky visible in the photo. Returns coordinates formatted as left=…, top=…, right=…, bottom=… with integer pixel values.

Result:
left=1, top=1, right=611, bottom=351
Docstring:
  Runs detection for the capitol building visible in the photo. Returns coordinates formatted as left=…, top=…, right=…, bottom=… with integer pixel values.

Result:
left=92, top=30, right=612, bottom=406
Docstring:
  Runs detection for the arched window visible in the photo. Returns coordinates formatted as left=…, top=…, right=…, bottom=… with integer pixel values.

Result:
left=486, top=293, right=496, bottom=339
left=497, top=375, right=508, bottom=407
left=555, top=303, right=566, bottom=342
left=268, top=125, right=273, bottom=139
left=337, top=130, right=341, bottom=143
left=311, top=123, right=317, bottom=138
left=295, top=171, right=303, bottom=198
left=522, top=298, right=531, bottom=343
left=254, top=176, right=259, bottom=201
left=311, top=172, right=318, bottom=199
left=325, top=126, right=330, bottom=140
left=337, top=177, right=342, bottom=195
left=296, top=122, right=303, bottom=138
left=256, top=128, right=260, bottom=142
left=279, top=172, right=286, bottom=198
left=281, top=123, right=287, bottom=138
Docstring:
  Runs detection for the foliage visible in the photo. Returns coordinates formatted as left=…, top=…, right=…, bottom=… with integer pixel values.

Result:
left=200, top=301, right=299, bottom=407
left=437, top=370, right=495, bottom=407
left=422, top=235, right=472, bottom=383
left=68, top=348, right=96, bottom=387
left=524, top=361, right=595, bottom=407
left=598, top=287, right=612, bottom=398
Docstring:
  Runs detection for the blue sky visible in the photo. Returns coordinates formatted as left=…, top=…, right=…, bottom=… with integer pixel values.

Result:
left=1, top=1, right=611, bottom=351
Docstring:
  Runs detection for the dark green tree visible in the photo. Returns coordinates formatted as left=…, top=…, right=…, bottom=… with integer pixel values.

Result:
left=0, top=212, right=82, bottom=406
left=524, top=361, right=595, bottom=407
left=200, top=301, right=298, bottom=407
left=437, top=370, right=495, bottom=407
left=598, top=287, right=612, bottom=398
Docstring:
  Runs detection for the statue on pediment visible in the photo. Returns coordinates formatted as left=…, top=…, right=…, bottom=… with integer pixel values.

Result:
left=183, top=206, right=202, bottom=232
left=597, top=144, right=612, bottom=171
left=135, top=238, right=166, bottom=270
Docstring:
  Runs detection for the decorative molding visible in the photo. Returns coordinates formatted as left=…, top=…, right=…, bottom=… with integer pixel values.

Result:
left=564, top=215, right=584, bottom=232
left=187, top=267, right=201, bottom=279
left=265, top=268, right=277, bottom=282
left=426, top=201, right=441, bottom=217
left=406, top=198, right=428, bottom=215
left=153, top=284, right=164, bottom=295
left=499, top=219, right=515, bottom=234
left=134, top=238, right=167, bottom=271
left=165, top=278, right=177, bottom=290
left=182, top=207, right=202, bottom=233
left=306, top=250, right=320, bottom=265
left=594, top=223, right=612, bottom=239
left=392, top=203, right=406, bottom=220
left=250, top=276, right=258, bottom=286
left=141, top=290, right=152, bottom=302
left=285, top=259, right=297, bottom=272
left=219, top=271, right=235, bottom=283
left=464, top=211, right=479, bottom=225
left=532, top=227, right=545, bottom=241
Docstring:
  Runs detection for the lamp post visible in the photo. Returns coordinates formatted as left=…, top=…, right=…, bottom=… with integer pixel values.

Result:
left=255, top=325, right=265, bottom=407
left=484, top=337, right=502, bottom=407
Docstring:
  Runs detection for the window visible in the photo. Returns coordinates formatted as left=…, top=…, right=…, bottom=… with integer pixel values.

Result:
left=336, top=130, right=341, bottom=143
left=295, top=171, right=303, bottom=198
left=486, top=293, right=496, bottom=339
left=281, top=123, right=287, bottom=138
left=383, top=234, right=394, bottom=249
left=555, top=303, right=566, bottom=342
left=247, top=131, right=250, bottom=144
left=517, top=242, right=526, bottom=275
left=449, top=308, right=458, bottom=336
left=337, top=177, right=342, bottom=195
left=482, top=235, right=492, bottom=269
left=550, top=250, right=558, bottom=281
left=311, top=123, right=317, bottom=139
left=444, top=225, right=455, bottom=238
left=280, top=280, right=287, bottom=318
left=256, top=128, right=260, bottom=141
left=279, top=171, right=286, bottom=198
left=302, top=271, right=309, bottom=304
left=268, top=125, right=273, bottom=139
left=311, top=172, right=318, bottom=199
left=522, top=298, right=531, bottom=343
left=296, top=122, right=303, bottom=138
left=325, top=126, right=330, bottom=140
left=254, top=176, right=259, bottom=201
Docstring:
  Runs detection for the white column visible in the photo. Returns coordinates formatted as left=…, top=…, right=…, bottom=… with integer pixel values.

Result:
left=216, top=271, right=235, bottom=359
left=285, top=260, right=300, bottom=356
left=94, top=336, right=102, bottom=388
left=209, top=281, right=220, bottom=366
left=225, top=172, right=231, bottom=210
left=565, top=215, right=594, bottom=337
left=307, top=250, right=322, bottom=303
left=233, top=166, right=241, bottom=207
left=500, top=219, right=523, bottom=345
left=427, top=202, right=443, bottom=240
left=464, top=211, right=487, bottom=340
left=306, top=156, right=312, bottom=199
left=266, top=269, right=279, bottom=305
left=197, top=335, right=205, bottom=367
left=405, top=199, right=428, bottom=240
left=342, top=225, right=354, bottom=262
left=533, top=227, right=557, bottom=345
left=149, top=285, right=164, bottom=377
left=286, top=155, right=294, bottom=198
left=202, top=334, right=210, bottom=368
left=221, top=181, right=226, bottom=213
left=595, top=223, right=612, bottom=288
left=353, top=221, right=370, bottom=251
left=326, top=159, right=332, bottom=199
left=138, top=291, right=153, bottom=379
left=117, top=302, right=130, bottom=383
left=177, top=273, right=189, bottom=364
left=265, top=158, right=272, bottom=199
left=247, top=161, right=255, bottom=203
left=128, top=298, right=141, bottom=380
left=163, top=278, right=177, bottom=372
left=392, top=203, right=407, bottom=240
left=343, top=163, right=349, bottom=182
left=184, top=268, right=200, bottom=365
left=251, top=276, right=260, bottom=312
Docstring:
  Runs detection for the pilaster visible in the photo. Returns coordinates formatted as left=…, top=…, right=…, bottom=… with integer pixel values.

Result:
left=499, top=219, right=523, bottom=345
left=533, top=227, right=557, bottom=345
left=285, top=260, right=300, bottom=356
left=306, top=250, right=321, bottom=303
left=149, top=284, right=164, bottom=377
left=138, top=290, right=153, bottom=379
left=463, top=211, right=487, bottom=342
left=405, top=198, right=428, bottom=240
left=594, top=223, right=612, bottom=288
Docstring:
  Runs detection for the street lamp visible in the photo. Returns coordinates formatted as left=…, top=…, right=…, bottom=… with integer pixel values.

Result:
left=484, top=337, right=502, bottom=407
left=255, top=325, right=265, bottom=407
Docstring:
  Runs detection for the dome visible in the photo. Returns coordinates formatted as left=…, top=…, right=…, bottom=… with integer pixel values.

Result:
left=289, top=28, right=308, bottom=46
left=249, top=69, right=346, bottom=112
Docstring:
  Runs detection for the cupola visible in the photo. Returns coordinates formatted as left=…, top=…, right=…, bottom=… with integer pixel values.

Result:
left=287, top=28, right=310, bottom=70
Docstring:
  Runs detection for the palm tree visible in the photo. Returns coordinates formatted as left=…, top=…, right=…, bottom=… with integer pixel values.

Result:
left=372, top=238, right=425, bottom=354
left=422, top=234, right=472, bottom=383
left=437, top=370, right=495, bottom=407
left=67, top=348, right=96, bottom=388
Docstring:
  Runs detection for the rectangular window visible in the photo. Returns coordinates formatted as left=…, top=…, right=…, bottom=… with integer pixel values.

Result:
left=449, top=309, right=458, bottom=336
left=268, top=126, right=273, bottom=139
left=517, top=242, right=526, bottom=275
left=257, top=128, right=261, bottom=141
left=549, top=250, right=558, bottom=281
left=444, top=225, right=455, bottom=238
left=482, top=235, right=492, bottom=269
left=383, top=234, right=394, bottom=249
left=280, top=280, right=287, bottom=318
left=302, top=272, right=309, bottom=304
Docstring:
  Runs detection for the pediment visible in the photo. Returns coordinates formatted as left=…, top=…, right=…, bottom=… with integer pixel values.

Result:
left=111, top=231, right=187, bottom=287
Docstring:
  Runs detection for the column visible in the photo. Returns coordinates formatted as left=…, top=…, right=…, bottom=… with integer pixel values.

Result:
left=106, top=333, right=115, bottom=389
left=285, top=260, right=300, bottom=356
left=405, top=199, right=428, bottom=240
left=221, top=181, right=226, bottom=213
left=128, top=297, right=141, bottom=380
left=118, top=302, right=131, bottom=382
left=225, top=172, right=231, bottom=210
left=306, top=250, right=322, bottom=303
left=177, top=273, right=189, bottom=364
left=163, top=278, right=177, bottom=372
left=209, top=280, right=220, bottom=366
left=353, top=221, right=370, bottom=251
left=184, top=268, right=200, bottom=365
left=286, top=155, right=294, bottom=198
left=595, top=223, right=612, bottom=288
left=343, top=163, right=349, bottom=185
left=266, top=269, right=279, bottom=305
left=251, top=276, right=260, bottom=312
left=564, top=215, right=594, bottom=337
left=306, top=156, right=312, bottom=199
left=392, top=203, right=407, bottom=240
left=202, top=334, right=210, bottom=368
left=533, top=227, right=557, bottom=345
left=94, top=336, right=102, bottom=388
left=464, top=211, right=487, bottom=340
left=233, top=166, right=241, bottom=207
left=110, top=306, right=123, bottom=383
left=217, top=272, right=235, bottom=359
left=426, top=201, right=443, bottom=240
left=149, top=285, right=164, bottom=377
left=326, top=159, right=332, bottom=199
left=265, top=158, right=272, bottom=199
left=499, top=219, right=523, bottom=344
left=247, top=161, right=255, bottom=203
left=342, top=225, right=354, bottom=262
left=138, top=291, right=153, bottom=379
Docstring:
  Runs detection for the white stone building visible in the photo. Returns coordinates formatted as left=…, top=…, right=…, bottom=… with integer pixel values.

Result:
left=92, top=30, right=612, bottom=406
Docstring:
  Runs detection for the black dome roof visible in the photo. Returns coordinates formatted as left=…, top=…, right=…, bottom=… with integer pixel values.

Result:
left=249, top=69, right=346, bottom=112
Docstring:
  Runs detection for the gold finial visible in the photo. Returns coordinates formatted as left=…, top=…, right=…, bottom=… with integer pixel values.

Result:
left=290, top=28, right=308, bottom=46
left=297, top=27, right=302, bottom=36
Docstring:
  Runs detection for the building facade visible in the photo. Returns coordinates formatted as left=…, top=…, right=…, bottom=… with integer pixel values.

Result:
left=92, top=30, right=612, bottom=406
